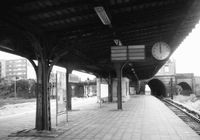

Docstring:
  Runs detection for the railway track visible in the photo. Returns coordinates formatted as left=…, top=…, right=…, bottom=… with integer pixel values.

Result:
left=162, top=99, right=200, bottom=135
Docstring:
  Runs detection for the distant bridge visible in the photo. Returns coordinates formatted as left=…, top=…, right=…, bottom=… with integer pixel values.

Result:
left=140, top=73, right=198, bottom=97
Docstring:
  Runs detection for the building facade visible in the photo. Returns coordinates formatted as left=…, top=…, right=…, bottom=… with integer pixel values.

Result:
left=0, top=59, right=28, bottom=80
left=0, top=62, right=1, bottom=79
left=0, top=60, right=6, bottom=79
left=156, top=59, right=176, bottom=76
left=146, top=59, right=196, bottom=96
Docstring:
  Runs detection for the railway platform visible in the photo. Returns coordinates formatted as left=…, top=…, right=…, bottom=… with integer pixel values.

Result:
left=2, top=95, right=200, bottom=140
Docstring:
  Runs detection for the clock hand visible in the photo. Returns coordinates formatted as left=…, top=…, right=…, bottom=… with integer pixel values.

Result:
left=159, top=44, right=162, bottom=53
left=160, top=45, right=162, bottom=53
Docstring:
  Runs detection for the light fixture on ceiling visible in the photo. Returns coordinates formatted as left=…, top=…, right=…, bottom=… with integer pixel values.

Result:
left=94, top=6, right=111, bottom=25
left=0, top=45, right=14, bottom=51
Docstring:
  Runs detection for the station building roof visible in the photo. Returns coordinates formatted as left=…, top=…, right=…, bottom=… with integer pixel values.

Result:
left=0, top=0, right=200, bottom=80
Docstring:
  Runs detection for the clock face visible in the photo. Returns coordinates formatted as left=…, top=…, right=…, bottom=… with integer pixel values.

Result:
left=152, top=42, right=171, bottom=60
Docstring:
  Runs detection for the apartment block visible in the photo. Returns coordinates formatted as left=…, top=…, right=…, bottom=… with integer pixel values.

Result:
left=0, top=60, right=6, bottom=79
left=0, top=59, right=28, bottom=80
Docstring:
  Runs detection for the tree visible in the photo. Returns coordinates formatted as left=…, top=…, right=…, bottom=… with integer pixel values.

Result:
left=0, top=78, right=36, bottom=98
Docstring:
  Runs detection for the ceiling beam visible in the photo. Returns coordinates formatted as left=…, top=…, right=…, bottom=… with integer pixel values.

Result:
left=0, top=9, right=44, bottom=37
left=22, top=0, right=95, bottom=16
left=45, top=10, right=194, bottom=40
left=63, top=45, right=111, bottom=73
left=34, top=10, right=95, bottom=24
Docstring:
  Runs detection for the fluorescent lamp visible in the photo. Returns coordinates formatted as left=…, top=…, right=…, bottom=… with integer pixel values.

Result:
left=94, top=6, right=111, bottom=25
left=0, top=45, right=14, bottom=51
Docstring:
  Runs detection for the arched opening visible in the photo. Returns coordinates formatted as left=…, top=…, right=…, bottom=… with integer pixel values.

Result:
left=177, top=82, right=192, bottom=96
left=147, top=79, right=166, bottom=97
left=145, top=84, right=151, bottom=95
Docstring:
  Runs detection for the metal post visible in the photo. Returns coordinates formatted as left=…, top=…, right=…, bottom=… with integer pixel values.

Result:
left=14, top=77, right=17, bottom=98
left=56, top=73, right=58, bottom=126
left=65, top=68, right=68, bottom=122
left=119, top=69, right=122, bottom=109
left=66, top=68, right=72, bottom=110
left=86, top=78, right=89, bottom=97
left=99, top=78, right=102, bottom=108
left=170, top=78, right=173, bottom=100
left=115, top=64, right=122, bottom=110
left=108, top=73, right=113, bottom=102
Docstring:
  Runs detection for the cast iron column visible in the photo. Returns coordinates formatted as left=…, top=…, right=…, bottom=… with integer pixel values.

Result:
left=35, top=59, right=51, bottom=131
left=115, top=63, right=122, bottom=110
left=108, top=74, right=113, bottom=102
left=66, top=68, right=73, bottom=110
left=170, top=78, right=173, bottom=99
left=30, top=36, right=69, bottom=131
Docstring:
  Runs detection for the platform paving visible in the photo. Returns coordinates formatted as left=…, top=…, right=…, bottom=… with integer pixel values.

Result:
left=1, top=95, right=200, bottom=140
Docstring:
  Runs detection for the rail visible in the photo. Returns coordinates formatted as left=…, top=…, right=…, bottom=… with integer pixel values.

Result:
left=161, top=98, right=200, bottom=135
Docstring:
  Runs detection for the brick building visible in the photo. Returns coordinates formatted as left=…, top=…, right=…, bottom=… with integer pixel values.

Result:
left=156, top=59, right=176, bottom=76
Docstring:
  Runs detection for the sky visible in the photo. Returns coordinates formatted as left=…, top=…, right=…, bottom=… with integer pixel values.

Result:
left=0, top=20, right=200, bottom=77
left=170, top=20, right=200, bottom=76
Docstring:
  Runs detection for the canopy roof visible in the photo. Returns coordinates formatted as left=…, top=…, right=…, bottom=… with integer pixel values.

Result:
left=0, top=0, right=200, bottom=80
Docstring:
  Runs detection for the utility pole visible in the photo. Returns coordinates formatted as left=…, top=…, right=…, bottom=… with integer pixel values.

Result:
left=170, top=78, right=173, bottom=100
left=14, top=76, right=17, bottom=98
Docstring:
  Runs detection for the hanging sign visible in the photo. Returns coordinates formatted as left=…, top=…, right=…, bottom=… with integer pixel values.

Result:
left=128, top=45, right=145, bottom=60
left=111, top=46, right=127, bottom=61
left=111, top=45, right=145, bottom=61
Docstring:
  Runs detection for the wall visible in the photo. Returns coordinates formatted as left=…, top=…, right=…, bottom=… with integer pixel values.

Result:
left=96, top=77, right=130, bottom=102
left=0, top=60, right=6, bottom=78
left=112, top=77, right=130, bottom=102
left=149, top=76, right=175, bottom=97
left=194, top=77, right=200, bottom=96
left=156, top=59, right=176, bottom=76
left=152, top=59, right=176, bottom=97
left=150, top=74, right=195, bottom=96
left=176, top=74, right=194, bottom=90
left=96, top=78, right=108, bottom=102
left=151, top=59, right=198, bottom=96
left=129, top=80, right=139, bottom=95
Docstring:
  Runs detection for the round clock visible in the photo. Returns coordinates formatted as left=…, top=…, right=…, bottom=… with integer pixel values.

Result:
left=152, top=42, right=171, bottom=60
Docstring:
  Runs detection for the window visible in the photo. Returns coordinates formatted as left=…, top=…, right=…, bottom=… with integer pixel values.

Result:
left=164, top=65, right=169, bottom=72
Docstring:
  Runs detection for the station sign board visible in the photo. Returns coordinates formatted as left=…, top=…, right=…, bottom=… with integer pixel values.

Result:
left=111, top=46, right=127, bottom=61
left=111, top=45, right=145, bottom=61
left=128, top=45, right=145, bottom=60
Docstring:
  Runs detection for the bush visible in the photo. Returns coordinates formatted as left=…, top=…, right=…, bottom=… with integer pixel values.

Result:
left=0, top=79, right=36, bottom=98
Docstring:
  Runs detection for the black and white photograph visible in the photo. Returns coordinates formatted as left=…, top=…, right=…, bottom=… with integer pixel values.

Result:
left=0, top=0, right=200, bottom=140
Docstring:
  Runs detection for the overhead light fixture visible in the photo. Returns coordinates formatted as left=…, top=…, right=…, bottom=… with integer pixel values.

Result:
left=94, top=6, right=111, bottom=25
left=0, top=45, right=14, bottom=51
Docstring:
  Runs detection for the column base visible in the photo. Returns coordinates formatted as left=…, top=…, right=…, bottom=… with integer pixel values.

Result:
left=8, top=128, right=66, bottom=138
